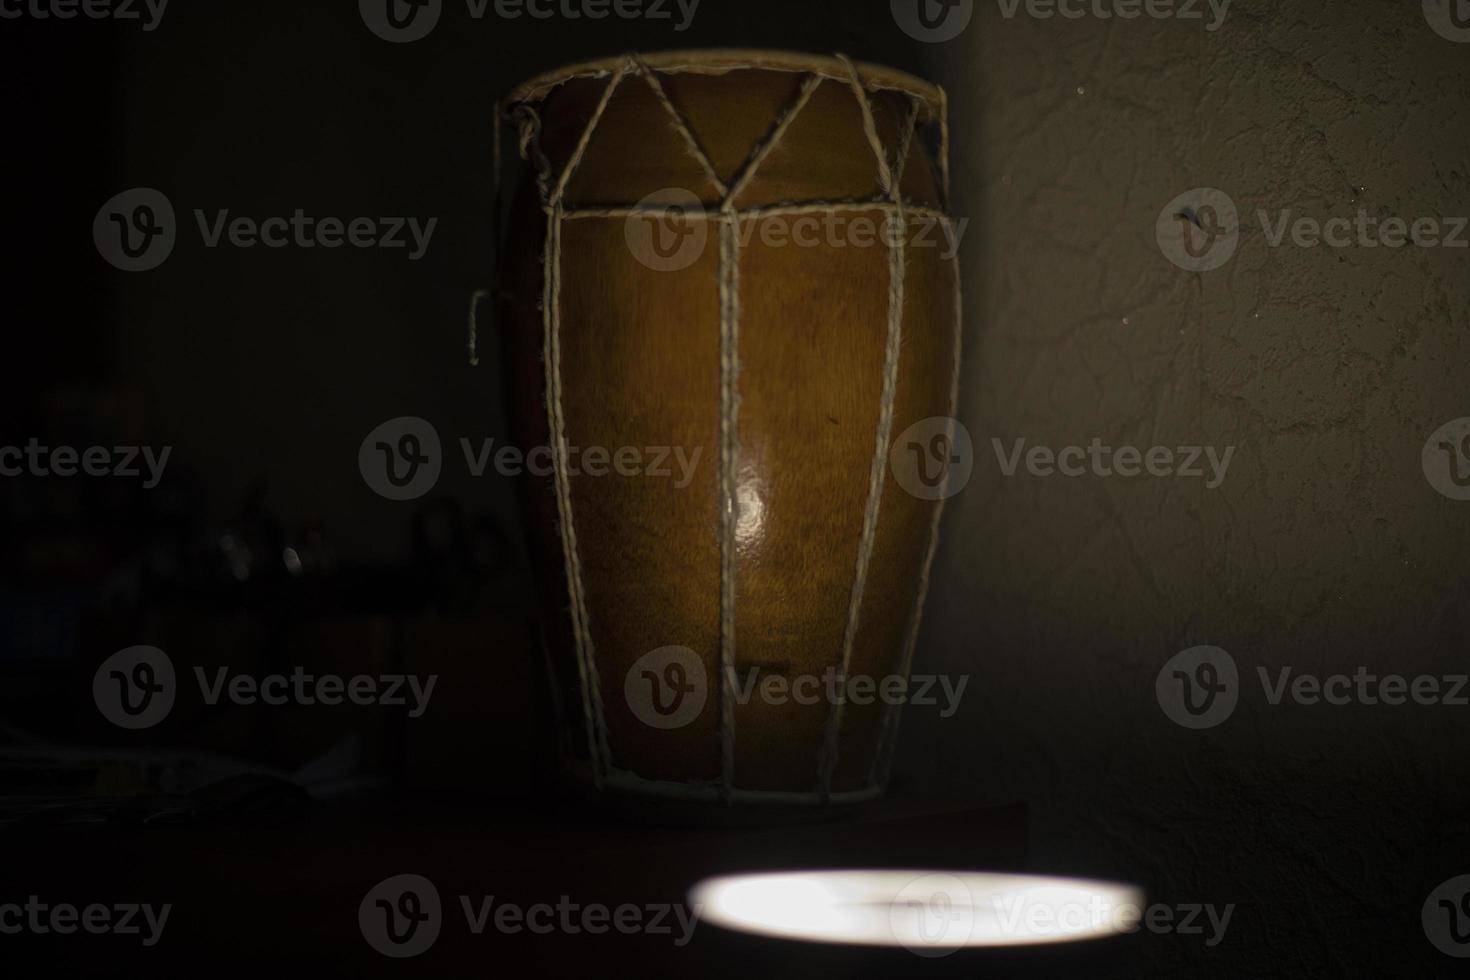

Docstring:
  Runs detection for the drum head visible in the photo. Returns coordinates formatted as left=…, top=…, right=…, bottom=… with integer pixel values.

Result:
left=507, top=48, right=944, bottom=113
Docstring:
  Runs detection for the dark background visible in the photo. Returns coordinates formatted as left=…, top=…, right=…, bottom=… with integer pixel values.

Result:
left=2, top=0, right=1469, bottom=976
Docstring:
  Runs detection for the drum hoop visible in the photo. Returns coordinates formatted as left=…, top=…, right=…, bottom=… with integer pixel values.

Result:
left=507, top=49, right=944, bottom=112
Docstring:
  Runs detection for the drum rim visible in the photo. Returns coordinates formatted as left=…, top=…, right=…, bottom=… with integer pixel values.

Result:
left=506, top=49, right=944, bottom=108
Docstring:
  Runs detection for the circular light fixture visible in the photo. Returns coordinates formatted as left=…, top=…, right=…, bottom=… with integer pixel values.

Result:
left=690, top=870, right=1145, bottom=952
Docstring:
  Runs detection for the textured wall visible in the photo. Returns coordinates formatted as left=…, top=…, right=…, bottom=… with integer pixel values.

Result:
left=896, top=1, right=1470, bottom=975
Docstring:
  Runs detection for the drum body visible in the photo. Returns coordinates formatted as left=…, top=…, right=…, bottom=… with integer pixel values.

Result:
left=499, top=51, right=961, bottom=805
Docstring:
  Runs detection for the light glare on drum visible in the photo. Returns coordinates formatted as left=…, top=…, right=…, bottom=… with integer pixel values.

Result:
left=734, top=478, right=766, bottom=550
left=689, top=870, right=1144, bottom=948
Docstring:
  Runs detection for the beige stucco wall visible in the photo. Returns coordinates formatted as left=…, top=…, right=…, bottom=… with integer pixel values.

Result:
left=897, top=1, right=1470, bottom=972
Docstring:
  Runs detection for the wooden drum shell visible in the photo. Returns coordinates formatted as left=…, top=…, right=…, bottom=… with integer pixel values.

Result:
left=499, top=51, right=961, bottom=805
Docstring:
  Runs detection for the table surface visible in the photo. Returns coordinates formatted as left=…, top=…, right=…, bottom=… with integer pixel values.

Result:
left=0, top=791, right=1151, bottom=977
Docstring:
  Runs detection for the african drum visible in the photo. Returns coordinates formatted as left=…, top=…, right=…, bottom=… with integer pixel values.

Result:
left=496, top=50, right=962, bottom=805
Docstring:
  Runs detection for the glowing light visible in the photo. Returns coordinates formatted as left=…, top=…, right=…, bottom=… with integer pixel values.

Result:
left=689, top=870, right=1144, bottom=950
